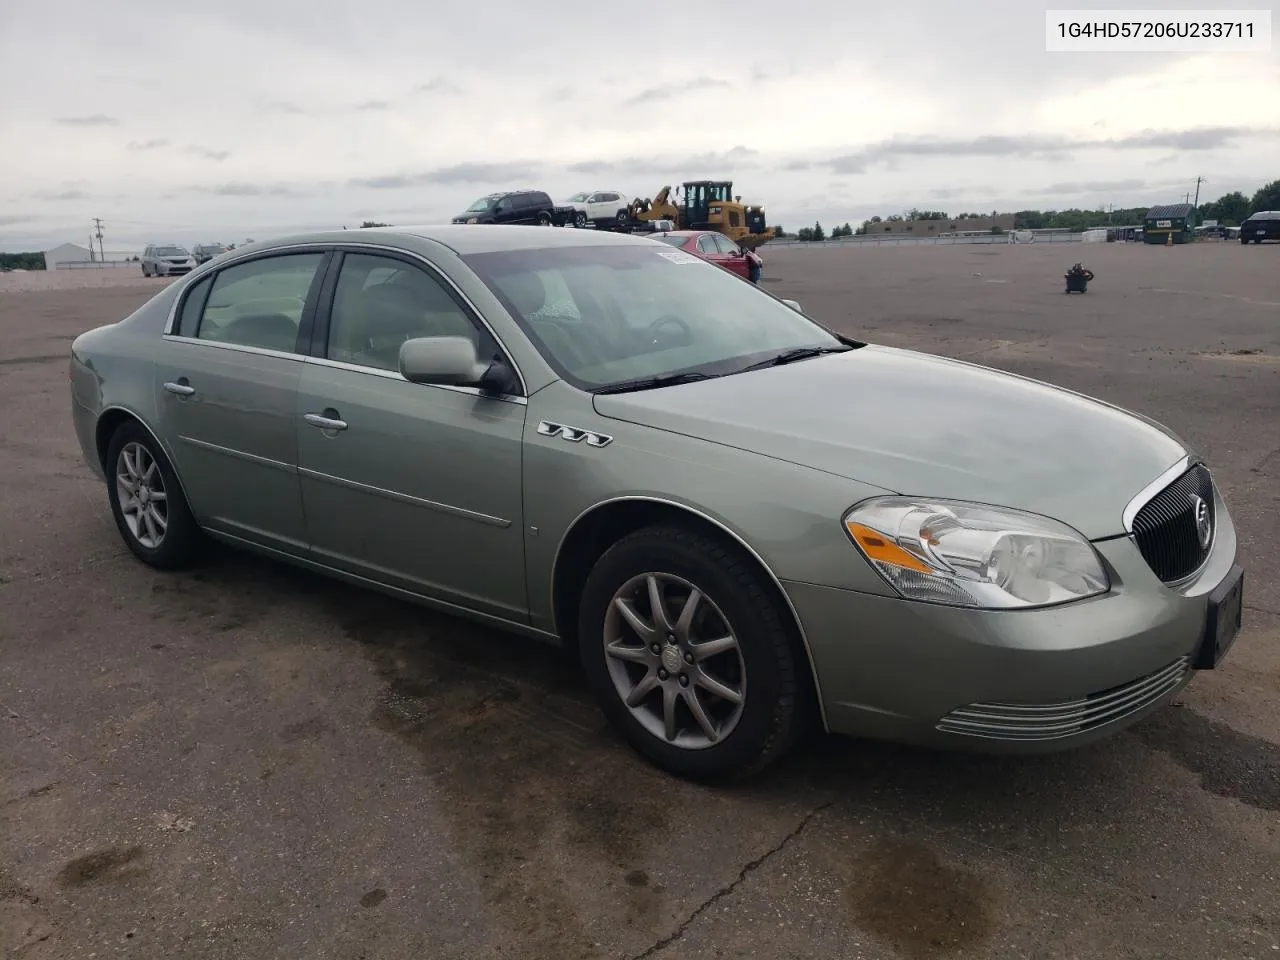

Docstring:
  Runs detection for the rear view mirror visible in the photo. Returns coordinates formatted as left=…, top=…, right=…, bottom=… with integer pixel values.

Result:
left=399, top=336, right=490, bottom=386
left=781, top=299, right=803, bottom=312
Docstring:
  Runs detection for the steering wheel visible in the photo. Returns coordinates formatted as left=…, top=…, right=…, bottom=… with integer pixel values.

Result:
left=646, top=314, right=693, bottom=347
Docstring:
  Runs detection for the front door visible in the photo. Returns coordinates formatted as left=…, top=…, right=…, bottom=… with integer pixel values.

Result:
left=153, top=249, right=329, bottom=553
left=711, top=233, right=751, bottom=279
left=295, top=250, right=528, bottom=622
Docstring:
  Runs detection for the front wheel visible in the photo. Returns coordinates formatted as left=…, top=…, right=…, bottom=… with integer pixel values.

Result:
left=105, top=421, right=205, bottom=569
left=578, top=524, right=810, bottom=781
left=573, top=211, right=588, bottom=228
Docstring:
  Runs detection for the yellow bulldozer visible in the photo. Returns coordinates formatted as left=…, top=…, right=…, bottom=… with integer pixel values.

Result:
left=627, top=180, right=775, bottom=251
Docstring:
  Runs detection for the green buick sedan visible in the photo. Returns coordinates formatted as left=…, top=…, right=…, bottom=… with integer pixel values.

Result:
left=69, top=225, right=1245, bottom=780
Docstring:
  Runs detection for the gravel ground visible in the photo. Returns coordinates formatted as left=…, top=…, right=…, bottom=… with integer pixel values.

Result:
left=0, top=268, right=171, bottom=295
left=1, top=239, right=1277, bottom=960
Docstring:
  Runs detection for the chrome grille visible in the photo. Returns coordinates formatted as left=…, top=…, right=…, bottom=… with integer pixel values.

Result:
left=936, top=657, right=1188, bottom=741
left=1131, top=464, right=1215, bottom=582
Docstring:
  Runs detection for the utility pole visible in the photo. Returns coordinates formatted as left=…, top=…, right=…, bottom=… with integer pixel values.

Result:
left=92, top=218, right=105, bottom=263
left=1192, top=175, right=1205, bottom=209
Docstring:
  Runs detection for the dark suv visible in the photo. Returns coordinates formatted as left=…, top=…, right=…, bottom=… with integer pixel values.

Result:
left=452, top=190, right=576, bottom=226
left=1240, top=210, right=1280, bottom=244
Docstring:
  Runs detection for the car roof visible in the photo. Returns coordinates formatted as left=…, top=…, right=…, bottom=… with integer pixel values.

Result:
left=241, top=224, right=670, bottom=256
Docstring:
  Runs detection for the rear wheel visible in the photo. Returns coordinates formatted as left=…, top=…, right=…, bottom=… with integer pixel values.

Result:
left=537, top=212, right=552, bottom=226
left=105, top=421, right=204, bottom=569
left=578, top=524, right=810, bottom=781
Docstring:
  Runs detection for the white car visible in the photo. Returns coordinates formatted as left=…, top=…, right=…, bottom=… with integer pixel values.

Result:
left=562, top=190, right=631, bottom=228
left=141, top=244, right=196, bottom=277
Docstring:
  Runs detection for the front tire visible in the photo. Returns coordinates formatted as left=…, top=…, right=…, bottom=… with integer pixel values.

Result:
left=105, top=421, right=204, bottom=570
left=578, top=524, right=810, bottom=781
left=574, top=211, right=588, bottom=228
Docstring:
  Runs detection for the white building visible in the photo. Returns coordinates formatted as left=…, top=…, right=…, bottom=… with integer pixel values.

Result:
left=43, top=242, right=93, bottom=270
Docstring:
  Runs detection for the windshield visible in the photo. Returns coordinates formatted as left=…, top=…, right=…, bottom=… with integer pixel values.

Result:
left=463, top=243, right=843, bottom=390
left=156, top=246, right=188, bottom=256
left=466, top=196, right=499, bottom=212
left=567, top=192, right=590, bottom=202
left=652, top=235, right=687, bottom=247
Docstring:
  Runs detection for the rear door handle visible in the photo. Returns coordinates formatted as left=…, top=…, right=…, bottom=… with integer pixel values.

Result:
left=304, top=412, right=348, bottom=431
left=163, top=379, right=195, bottom=397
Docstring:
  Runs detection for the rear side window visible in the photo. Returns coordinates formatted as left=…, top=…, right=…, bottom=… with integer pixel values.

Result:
left=696, top=235, right=718, bottom=254
left=530, top=192, right=551, bottom=208
left=177, top=275, right=212, bottom=336
left=193, top=253, right=325, bottom=352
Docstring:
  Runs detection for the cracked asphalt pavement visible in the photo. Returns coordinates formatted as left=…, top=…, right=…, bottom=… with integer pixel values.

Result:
left=2, top=240, right=1278, bottom=959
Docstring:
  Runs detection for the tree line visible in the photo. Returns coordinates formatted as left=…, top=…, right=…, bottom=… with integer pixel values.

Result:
left=779, top=179, right=1279, bottom=242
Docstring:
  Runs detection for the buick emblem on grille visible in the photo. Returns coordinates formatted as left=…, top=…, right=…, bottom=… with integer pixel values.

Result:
left=1191, top=494, right=1212, bottom=549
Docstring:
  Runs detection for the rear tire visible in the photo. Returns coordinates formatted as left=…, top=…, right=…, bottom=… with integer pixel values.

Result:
left=537, top=212, right=552, bottom=227
left=105, top=421, right=205, bottom=570
left=577, top=524, right=810, bottom=782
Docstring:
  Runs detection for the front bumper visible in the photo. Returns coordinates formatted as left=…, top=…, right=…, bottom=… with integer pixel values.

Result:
left=785, top=489, right=1239, bottom=753
left=156, top=262, right=194, bottom=275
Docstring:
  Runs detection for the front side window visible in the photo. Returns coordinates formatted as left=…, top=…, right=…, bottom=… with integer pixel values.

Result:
left=193, top=252, right=324, bottom=352
left=326, top=253, right=496, bottom=372
left=713, top=234, right=741, bottom=255
left=464, top=243, right=843, bottom=390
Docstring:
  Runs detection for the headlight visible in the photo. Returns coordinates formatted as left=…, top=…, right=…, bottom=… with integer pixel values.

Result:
left=467, top=217, right=479, bottom=224
left=842, top=497, right=1109, bottom=609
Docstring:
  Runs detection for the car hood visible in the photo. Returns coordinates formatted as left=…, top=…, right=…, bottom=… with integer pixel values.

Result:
left=591, top=344, right=1189, bottom=539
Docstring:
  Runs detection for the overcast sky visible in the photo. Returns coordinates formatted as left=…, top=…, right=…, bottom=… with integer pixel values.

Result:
left=1, top=0, right=1277, bottom=252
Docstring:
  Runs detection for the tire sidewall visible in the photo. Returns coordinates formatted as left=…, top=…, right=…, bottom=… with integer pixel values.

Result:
left=578, top=529, right=792, bottom=779
left=105, top=422, right=199, bottom=569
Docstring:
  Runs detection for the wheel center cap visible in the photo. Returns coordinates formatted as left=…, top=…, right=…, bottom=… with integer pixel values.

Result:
left=660, top=646, right=683, bottom=674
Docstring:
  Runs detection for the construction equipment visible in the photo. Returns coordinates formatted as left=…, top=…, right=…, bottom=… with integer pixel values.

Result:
left=625, top=181, right=775, bottom=251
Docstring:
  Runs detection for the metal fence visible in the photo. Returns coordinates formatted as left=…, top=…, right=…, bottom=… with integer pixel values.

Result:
left=767, top=230, right=1086, bottom=248
left=54, top=260, right=138, bottom=270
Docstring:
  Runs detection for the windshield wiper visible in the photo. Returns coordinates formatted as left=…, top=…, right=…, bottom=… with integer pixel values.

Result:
left=592, top=371, right=716, bottom=395
left=737, top=345, right=852, bottom=372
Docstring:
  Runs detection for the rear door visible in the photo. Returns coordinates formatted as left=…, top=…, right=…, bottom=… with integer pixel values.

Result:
left=154, top=248, right=330, bottom=553
left=294, top=248, right=529, bottom=621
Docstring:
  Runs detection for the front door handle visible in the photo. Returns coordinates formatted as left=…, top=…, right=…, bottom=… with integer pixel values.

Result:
left=163, top=379, right=195, bottom=397
left=304, top=411, right=348, bottom=431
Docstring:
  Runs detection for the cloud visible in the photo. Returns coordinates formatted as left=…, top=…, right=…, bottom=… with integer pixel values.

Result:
left=820, top=126, right=1279, bottom=174
left=0, top=215, right=37, bottom=226
left=415, top=77, right=462, bottom=95
left=349, top=161, right=544, bottom=189
left=353, top=100, right=391, bottom=111
left=55, top=114, right=119, bottom=127
left=257, top=100, right=305, bottom=114
left=127, top=139, right=171, bottom=151
left=194, top=182, right=309, bottom=198
left=33, top=189, right=90, bottom=202
left=567, top=146, right=759, bottom=179
left=185, top=145, right=231, bottom=161
left=1041, top=178, right=1147, bottom=195
left=623, top=76, right=731, bottom=107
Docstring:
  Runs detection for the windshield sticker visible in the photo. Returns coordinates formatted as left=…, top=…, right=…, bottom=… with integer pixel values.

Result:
left=656, top=250, right=701, bottom=265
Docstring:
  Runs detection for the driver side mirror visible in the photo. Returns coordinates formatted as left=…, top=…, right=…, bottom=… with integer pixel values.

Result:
left=781, top=299, right=803, bottom=312
left=400, top=336, right=489, bottom=385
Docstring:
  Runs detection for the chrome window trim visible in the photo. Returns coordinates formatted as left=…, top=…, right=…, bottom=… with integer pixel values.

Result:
left=1120, top=454, right=1194, bottom=533
left=164, top=240, right=531, bottom=399
left=298, top=466, right=511, bottom=528
left=161, top=334, right=305, bottom=362
left=301, top=355, right=528, bottom=406
left=550, top=495, right=829, bottom=731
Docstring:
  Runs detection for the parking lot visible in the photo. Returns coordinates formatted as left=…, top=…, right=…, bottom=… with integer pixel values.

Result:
left=2, top=240, right=1278, bottom=960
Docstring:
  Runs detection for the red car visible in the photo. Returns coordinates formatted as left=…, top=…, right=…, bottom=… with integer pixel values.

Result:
left=651, top=230, right=761, bottom=282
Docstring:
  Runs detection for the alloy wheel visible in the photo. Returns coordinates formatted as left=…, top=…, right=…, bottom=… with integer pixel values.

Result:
left=115, top=441, right=168, bottom=549
left=603, top=572, right=746, bottom=749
